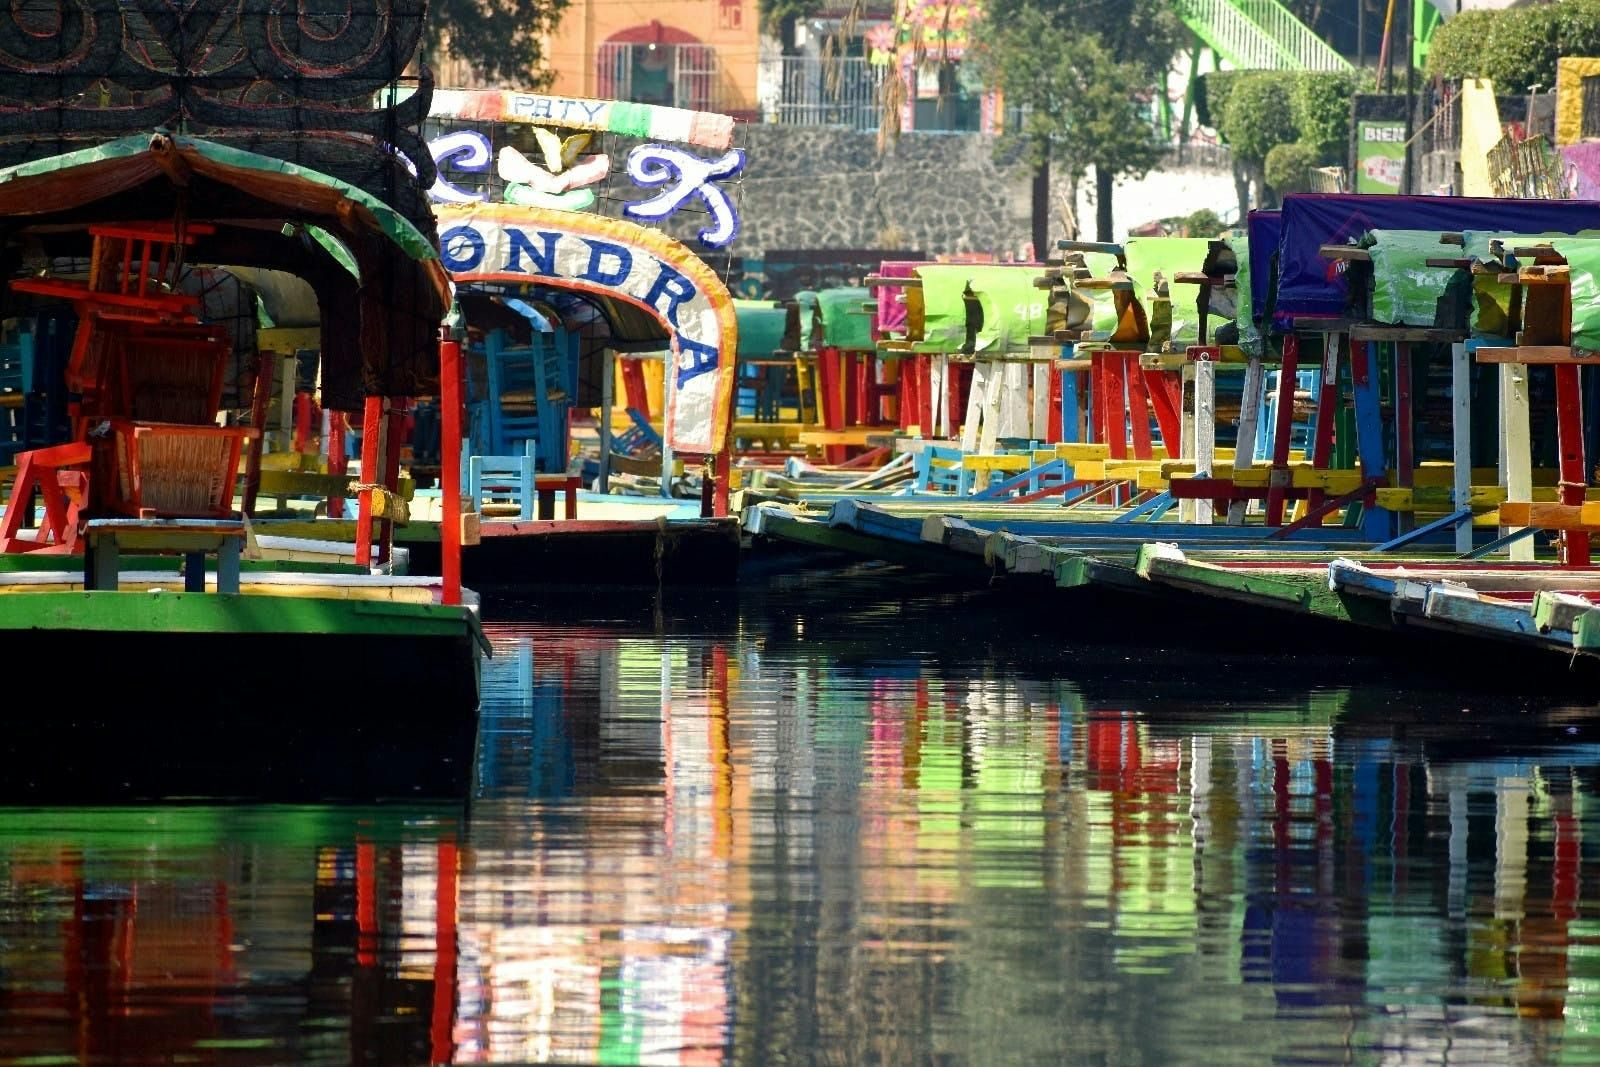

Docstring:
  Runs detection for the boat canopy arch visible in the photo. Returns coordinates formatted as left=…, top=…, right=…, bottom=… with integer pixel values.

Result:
left=0, top=132, right=451, bottom=409
left=435, top=204, right=737, bottom=455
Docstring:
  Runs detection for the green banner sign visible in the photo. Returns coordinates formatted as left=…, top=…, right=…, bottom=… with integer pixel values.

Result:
left=1356, top=121, right=1406, bottom=194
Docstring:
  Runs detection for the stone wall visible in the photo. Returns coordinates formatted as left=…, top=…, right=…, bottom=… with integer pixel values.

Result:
left=606, top=125, right=1237, bottom=296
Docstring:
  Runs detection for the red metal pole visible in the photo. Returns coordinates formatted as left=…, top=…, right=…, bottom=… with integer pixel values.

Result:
left=1555, top=363, right=1589, bottom=566
left=1102, top=354, right=1127, bottom=460
left=1125, top=354, right=1153, bottom=459
left=1307, top=334, right=1341, bottom=522
left=355, top=395, right=382, bottom=567
left=440, top=337, right=464, bottom=606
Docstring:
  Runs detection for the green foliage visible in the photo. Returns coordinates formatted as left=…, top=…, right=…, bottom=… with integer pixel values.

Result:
left=1218, top=72, right=1300, bottom=164
left=1426, top=0, right=1600, bottom=94
left=430, top=0, right=571, bottom=86
left=1292, top=71, right=1366, bottom=161
left=1173, top=208, right=1224, bottom=237
left=1195, top=70, right=1238, bottom=132
left=759, top=0, right=825, bottom=35
left=970, top=0, right=1179, bottom=183
left=1264, top=141, right=1322, bottom=196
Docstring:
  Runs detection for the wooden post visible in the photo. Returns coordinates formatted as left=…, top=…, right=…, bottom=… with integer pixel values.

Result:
left=599, top=349, right=613, bottom=494
left=1227, top=356, right=1265, bottom=525
left=1555, top=362, right=1590, bottom=566
left=1102, top=354, right=1127, bottom=460
left=355, top=394, right=382, bottom=567
left=242, top=350, right=276, bottom=516
left=713, top=444, right=731, bottom=517
left=1394, top=341, right=1414, bottom=533
left=1265, top=333, right=1301, bottom=526
left=1307, top=333, right=1341, bottom=524
left=1179, top=362, right=1196, bottom=523
left=1451, top=342, right=1473, bottom=554
left=440, top=336, right=464, bottom=607
left=1500, top=362, right=1534, bottom=561
left=1125, top=354, right=1152, bottom=459
left=380, top=400, right=405, bottom=566
left=1350, top=339, right=1390, bottom=540
left=1031, top=359, right=1052, bottom=442
left=326, top=411, right=347, bottom=519
left=1194, top=353, right=1216, bottom=525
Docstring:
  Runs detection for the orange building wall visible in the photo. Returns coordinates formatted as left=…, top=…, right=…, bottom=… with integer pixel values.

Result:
left=541, top=0, right=761, bottom=119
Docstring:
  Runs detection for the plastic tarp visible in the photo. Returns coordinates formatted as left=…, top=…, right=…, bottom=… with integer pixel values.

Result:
left=965, top=265, right=1047, bottom=355
left=1124, top=237, right=1213, bottom=346
left=874, top=260, right=922, bottom=339
left=912, top=266, right=975, bottom=353
left=815, top=287, right=874, bottom=350
left=1363, top=229, right=1466, bottom=326
left=1228, top=232, right=1260, bottom=355
left=1275, top=193, right=1600, bottom=320
left=1461, top=230, right=1600, bottom=340
left=734, top=299, right=790, bottom=358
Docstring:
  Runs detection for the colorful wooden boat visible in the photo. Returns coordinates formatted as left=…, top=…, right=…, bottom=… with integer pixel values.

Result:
left=0, top=1, right=486, bottom=795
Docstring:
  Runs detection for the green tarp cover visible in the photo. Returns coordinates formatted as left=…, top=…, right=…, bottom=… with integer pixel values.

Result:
left=1124, top=237, right=1213, bottom=346
left=914, top=266, right=976, bottom=354
left=734, top=299, right=789, bottom=358
left=815, top=287, right=874, bottom=350
left=1073, top=250, right=1124, bottom=338
left=1461, top=231, right=1600, bottom=344
left=1229, top=233, right=1259, bottom=355
left=1363, top=229, right=1465, bottom=326
left=793, top=290, right=819, bottom=349
left=966, top=265, right=1048, bottom=355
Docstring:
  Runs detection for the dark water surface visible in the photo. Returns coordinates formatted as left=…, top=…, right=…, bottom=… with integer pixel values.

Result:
left=6, top=572, right=1600, bottom=1065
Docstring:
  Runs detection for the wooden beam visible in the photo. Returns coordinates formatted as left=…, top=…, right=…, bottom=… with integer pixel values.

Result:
left=1477, top=346, right=1600, bottom=365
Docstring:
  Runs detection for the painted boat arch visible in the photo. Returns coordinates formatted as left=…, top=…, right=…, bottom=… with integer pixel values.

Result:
left=435, top=204, right=738, bottom=455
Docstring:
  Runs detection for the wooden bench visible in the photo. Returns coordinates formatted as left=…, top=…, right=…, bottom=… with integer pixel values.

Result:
left=83, top=518, right=245, bottom=593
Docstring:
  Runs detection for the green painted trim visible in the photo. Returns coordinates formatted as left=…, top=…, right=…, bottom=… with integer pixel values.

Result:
left=0, top=804, right=459, bottom=850
left=0, top=554, right=360, bottom=575
left=0, top=591, right=477, bottom=639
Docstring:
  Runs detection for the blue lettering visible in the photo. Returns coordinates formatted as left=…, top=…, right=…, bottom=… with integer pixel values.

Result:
left=580, top=100, right=606, bottom=121
left=440, top=225, right=485, bottom=273
left=675, top=336, right=719, bottom=387
left=642, top=261, right=697, bottom=327
left=503, top=228, right=561, bottom=275
left=578, top=239, right=633, bottom=286
left=529, top=97, right=553, bottom=119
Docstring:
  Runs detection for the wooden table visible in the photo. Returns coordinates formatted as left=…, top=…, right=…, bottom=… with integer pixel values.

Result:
left=83, top=518, right=245, bottom=593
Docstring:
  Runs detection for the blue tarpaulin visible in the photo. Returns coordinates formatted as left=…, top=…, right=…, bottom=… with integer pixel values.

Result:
left=1246, top=209, right=1280, bottom=322
left=1274, top=193, right=1600, bottom=321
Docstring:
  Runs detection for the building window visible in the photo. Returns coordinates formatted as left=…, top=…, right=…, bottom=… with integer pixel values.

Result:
left=598, top=31, right=720, bottom=112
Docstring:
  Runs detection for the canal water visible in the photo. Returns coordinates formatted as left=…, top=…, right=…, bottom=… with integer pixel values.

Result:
left=4, top=571, right=1600, bottom=1065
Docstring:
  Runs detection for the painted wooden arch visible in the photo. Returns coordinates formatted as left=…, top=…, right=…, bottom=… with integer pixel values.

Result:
left=435, top=204, right=737, bottom=455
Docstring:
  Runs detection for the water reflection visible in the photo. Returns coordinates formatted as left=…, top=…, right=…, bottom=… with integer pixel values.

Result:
left=2, top=587, right=1600, bottom=1064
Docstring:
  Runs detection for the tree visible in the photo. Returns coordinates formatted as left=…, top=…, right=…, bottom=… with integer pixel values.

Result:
left=1426, top=0, right=1600, bottom=94
left=970, top=0, right=1183, bottom=245
left=428, top=0, right=571, bottom=87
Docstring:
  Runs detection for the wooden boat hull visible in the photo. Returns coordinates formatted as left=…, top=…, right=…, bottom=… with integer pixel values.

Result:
left=403, top=518, right=743, bottom=591
left=0, top=591, right=483, bottom=801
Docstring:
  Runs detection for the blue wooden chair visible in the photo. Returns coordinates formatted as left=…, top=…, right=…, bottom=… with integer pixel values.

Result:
left=481, top=328, right=577, bottom=473
left=469, top=439, right=538, bottom=521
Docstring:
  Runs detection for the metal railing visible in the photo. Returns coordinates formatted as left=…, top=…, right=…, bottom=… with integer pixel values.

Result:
left=1172, top=0, right=1350, bottom=71
left=596, top=42, right=723, bottom=113
left=761, top=56, right=885, bottom=132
